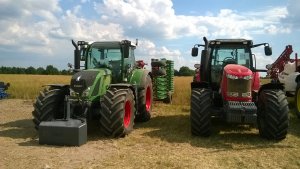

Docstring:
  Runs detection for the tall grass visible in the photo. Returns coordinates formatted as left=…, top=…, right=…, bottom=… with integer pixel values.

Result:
left=0, top=74, right=273, bottom=105
left=172, top=76, right=192, bottom=105
left=0, top=74, right=71, bottom=100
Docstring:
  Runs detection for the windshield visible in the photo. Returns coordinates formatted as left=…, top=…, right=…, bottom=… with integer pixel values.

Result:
left=211, top=45, right=251, bottom=68
left=87, top=47, right=122, bottom=69
left=210, top=45, right=251, bottom=84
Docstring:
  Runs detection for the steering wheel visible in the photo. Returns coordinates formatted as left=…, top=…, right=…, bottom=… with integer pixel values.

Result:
left=223, top=57, right=236, bottom=64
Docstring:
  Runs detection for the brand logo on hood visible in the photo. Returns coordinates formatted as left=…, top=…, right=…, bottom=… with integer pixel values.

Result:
left=76, top=75, right=81, bottom=81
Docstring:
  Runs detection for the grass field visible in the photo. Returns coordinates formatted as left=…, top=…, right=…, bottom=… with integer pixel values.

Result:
left=0, top=74, right=300, bottom=168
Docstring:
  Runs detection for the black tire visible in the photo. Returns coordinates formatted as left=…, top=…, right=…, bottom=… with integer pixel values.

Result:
left=32, top=87, right=68, bottom=130
left=295, top=83, right=300, bottom=118
left=257, top=90, right=289, bottom=140
left=135, top=75, right=153, bottom=122
left=151, top=60, right=166, bottom=67
left=190, top=88, right=212, bottom=136
left=152, top=69, right=167, bottom=76
left=100, top=88, right=135, bottom=137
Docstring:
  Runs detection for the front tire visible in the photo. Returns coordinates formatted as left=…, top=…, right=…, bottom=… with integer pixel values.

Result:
left=32, top=87, right=68, bottom=129
left=100, top=88, right=135, bottom=138
left=295, top=83, right=300, bottom=118
left=190, top=88, right=212, bottom=136
left=257, top=90, right=289, bottom=140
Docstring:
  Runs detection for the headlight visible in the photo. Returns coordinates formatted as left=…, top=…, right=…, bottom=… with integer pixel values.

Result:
left=243, top=75, right=252, bottom=80
left=227, top=92, right=239, bottom=97
left=70, top=89, right=78, bottom=97
left=82, top=87, right=90, bottom=97
left=226, top=74, right=238, bottom=79
left=242, top=92, right=251, bottom=97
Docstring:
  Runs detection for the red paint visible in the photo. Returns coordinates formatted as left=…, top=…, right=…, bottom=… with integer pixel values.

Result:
left=252, top=72, right=260, bottom=91
left=145, top=86, right=151, bottom=111
left=124, top=101, right=131, bottom=128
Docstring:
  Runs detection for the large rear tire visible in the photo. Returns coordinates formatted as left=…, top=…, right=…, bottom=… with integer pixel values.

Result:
left=257, top=90, right=289, bottom=140
left=32, top=87, right=68, bottom=130
left=295, top=83, right=300, bottom=118
left=135, top=75, right=153, bottom=122
left=100, top=88, right=135, bottom=137
left=190, top=88, right=212, bottom=136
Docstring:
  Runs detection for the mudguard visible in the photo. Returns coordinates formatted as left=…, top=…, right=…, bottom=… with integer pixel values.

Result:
left=258, top=82, right=285, bottom=96
left=129, top=69, right=151, bottom=88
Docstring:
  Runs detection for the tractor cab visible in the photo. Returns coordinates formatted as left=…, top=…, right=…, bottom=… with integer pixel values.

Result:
left=192, top=38, right=272, bottom=99
left=77, top=40, right=137, bottom=83
left=209, top=40, right=253, bottom=92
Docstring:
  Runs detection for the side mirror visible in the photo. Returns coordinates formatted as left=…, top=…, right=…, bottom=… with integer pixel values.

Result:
left=264, top=45, right=272, bottom=56
left=123, top=45, right=129, bottom=58
left=191, top=47, right=198, bottom=57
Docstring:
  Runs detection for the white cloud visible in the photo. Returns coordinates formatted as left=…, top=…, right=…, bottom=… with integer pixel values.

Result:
left=0, top=0, right=296, bottom=70
left=94, top=0, right=291, bottom=40
left=284, top=0, right=300, bottom=28
left=49, top=10, right=124, bottom=41
left=135, top=39, right=183, bottom=69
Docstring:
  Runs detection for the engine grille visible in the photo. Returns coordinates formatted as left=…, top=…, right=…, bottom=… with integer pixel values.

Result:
left=227, top=78, right=251, bottom=97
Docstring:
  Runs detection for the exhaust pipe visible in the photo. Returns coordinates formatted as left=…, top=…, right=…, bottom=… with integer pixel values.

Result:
left=72, top=40, right=81, bottom=71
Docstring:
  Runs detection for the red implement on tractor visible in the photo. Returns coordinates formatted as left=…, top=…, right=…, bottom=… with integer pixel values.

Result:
left=190, top=37, right=289, bottom=140
left=266, top=45, right=300, bottom=117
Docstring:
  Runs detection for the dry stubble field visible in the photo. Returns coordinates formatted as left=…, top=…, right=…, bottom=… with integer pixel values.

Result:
left=1, top=75, right=300, bottom=169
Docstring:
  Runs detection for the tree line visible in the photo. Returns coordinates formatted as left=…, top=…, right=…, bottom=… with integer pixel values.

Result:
left=0, top=65, right=71, bottom=75
left=174, top=66, right=195, bottom=76
left=0, top=65, right=195, bottom=76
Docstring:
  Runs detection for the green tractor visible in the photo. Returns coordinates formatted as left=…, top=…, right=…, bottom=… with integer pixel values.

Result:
left=32, top=39, right=153, bottom=145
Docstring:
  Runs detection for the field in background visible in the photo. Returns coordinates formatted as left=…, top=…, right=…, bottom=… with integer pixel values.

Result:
left=1, top=74, right=300, bottom=168
left=0, top=74, right=192, bottom=104
left=0, top=74, right=71, bottom=100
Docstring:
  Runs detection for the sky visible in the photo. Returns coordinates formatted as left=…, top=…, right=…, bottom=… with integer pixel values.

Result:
left=0, top=0, right=300, bottom=71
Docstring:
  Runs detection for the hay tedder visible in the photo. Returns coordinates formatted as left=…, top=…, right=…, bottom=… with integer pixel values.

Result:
left=190, top=37, right=289, bottom=140
left=265, top=45, right=300, bottom=117
left=151, top=59, right=174, bottom=103
left=33, top=39, right=153, bottom=146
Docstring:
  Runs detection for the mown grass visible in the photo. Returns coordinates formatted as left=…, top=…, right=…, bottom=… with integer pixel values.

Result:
left=0, top=74, right=300, bottom=168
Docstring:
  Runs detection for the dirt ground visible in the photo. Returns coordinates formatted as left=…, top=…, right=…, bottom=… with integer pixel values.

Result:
left=1, top=99, right=300, bottom=169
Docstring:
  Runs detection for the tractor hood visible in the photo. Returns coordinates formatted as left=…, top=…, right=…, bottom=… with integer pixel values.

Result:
left=70, top=69, right=111, bottom=95
left=224, top=64, right=252, bottom=78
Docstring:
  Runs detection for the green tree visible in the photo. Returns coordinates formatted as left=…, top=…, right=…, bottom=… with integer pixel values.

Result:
left=25, top=66, right=36, bottom=74
left=36, top=67, right=46, bottom=75
left=45, top=65, right=59, bottom=75
left=179, top=66, right=194, bottom=76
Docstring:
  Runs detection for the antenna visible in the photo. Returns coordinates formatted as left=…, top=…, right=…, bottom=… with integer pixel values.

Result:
left=136, top=39, right=138, bottom=46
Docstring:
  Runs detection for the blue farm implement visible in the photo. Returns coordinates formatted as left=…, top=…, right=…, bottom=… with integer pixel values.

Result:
left=0, top=82, right=10, bottom=99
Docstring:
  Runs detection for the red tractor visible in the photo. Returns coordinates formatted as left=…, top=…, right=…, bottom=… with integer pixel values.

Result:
left=191, top=37, right=289, bottom=140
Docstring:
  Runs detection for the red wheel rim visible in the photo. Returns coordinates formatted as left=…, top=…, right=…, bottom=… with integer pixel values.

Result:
left=124, top=101, right=131, bottom=128
left=145, top=86, right=151, bottom=111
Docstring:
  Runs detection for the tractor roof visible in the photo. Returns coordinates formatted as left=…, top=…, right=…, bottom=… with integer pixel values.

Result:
left=210, top=39, right=253, bottom=46
left=91, top=40, right=136, bottom=48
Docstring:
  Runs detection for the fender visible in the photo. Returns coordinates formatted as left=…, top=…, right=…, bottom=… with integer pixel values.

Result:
left=129, top=69, right=151, bottom=88
left=258, top=82, right=284, bottom=96
left=191, top=81, right=210, bottom=89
